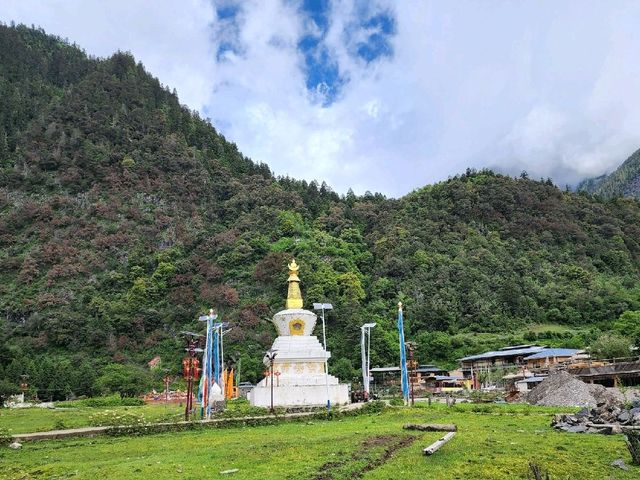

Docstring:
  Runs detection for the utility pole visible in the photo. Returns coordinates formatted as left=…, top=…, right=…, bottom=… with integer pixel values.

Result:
left=406, top=342, right=417, bottom=406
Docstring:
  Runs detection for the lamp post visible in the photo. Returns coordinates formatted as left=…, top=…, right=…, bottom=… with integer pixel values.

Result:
left=313, top=303, right=333, bottom=411
left=360, top=323, right=376, bottom=400
left=264, top=349, right=278, bottom=414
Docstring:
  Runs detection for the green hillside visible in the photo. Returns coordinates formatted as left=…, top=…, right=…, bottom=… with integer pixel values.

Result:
left=578, top=148, right=640, bottom=199
left=1, top=24, right=640, bottom=400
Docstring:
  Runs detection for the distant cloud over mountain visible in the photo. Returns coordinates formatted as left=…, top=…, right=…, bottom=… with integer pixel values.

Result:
left=4, top=0, right=640, bottom=196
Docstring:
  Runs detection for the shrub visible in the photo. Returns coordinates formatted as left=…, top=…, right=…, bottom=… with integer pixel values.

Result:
left=0, top=427, right=11, bottom=446
left=56, top=394, right=145, bottom=408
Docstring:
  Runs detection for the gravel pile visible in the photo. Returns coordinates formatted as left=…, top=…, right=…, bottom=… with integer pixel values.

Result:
left=527, top=371, right=600, bottom=407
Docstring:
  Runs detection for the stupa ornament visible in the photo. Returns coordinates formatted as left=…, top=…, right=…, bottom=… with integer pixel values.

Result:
left=286, top=259, right=303, bottom=309
left=248, top=260, right=350, bottom=408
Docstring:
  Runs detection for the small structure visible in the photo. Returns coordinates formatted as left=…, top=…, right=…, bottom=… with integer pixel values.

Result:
left=424, top=375, right=466, bottom=394
left=514, top=376, right=546, bottom=392
left=248, top=260, right=349, bottom=408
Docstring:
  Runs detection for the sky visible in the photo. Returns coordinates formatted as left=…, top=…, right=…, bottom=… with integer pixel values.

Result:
left=3, top=0, right=640, bottom=197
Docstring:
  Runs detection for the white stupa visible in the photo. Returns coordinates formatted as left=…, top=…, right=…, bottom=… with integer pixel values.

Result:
left=249, top=260, right=350, bottom=408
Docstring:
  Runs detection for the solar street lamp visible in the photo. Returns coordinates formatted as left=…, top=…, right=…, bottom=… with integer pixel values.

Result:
left=313, top=303, right=333, bottom=410
left=264, top=349, right=278, bottom=414
left=361, top=323, right=377, bottom=399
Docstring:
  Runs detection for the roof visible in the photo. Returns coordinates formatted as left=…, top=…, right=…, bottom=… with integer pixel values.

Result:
left=433, top=375, right=463, bottom=381
left=459, top=346, right=545, bottom=362
left=516, top=376, right=546, bottom=384
left=523, top=348, right=582, bottom=360
left=417, top=365, right=447, bottom=373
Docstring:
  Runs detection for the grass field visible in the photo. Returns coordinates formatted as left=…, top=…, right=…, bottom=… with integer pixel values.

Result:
left=1, top=403, right=637, bottom=480
left=0, top=403, right=183, bottom=434
left=0, top=398, right=275, bottom=434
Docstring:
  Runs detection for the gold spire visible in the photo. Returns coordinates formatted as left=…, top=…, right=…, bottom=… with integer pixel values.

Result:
left=286, top=259, right=303, bottom=309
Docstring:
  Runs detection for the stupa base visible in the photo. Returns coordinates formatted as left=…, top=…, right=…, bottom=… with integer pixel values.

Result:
left=249, top=383, right=349, bottom=408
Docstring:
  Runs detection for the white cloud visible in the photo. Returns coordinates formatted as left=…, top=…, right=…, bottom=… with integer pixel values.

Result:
left=3, top=1, right=640, bottom=195
left=1, top=0, right=215, bottom=112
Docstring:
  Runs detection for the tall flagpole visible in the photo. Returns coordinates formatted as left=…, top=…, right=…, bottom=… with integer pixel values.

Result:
left=397, top=302, right=410, bottom=405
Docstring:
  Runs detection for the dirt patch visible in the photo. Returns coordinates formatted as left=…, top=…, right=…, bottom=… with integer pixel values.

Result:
left=311, top=434, right=418, bottom=480
left=361, top=434, right=398, bottom=447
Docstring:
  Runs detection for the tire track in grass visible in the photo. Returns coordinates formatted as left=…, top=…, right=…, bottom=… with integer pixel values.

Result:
left=311, top=434, right=418, bottom=480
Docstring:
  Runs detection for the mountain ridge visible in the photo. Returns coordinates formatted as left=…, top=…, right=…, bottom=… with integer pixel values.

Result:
left=577, top=148, right=640, bottom=199
left=2, top=24, right=640, bottom=399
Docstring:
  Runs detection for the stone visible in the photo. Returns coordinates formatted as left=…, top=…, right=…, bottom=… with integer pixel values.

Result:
left=564, top=425, right=587, bottom=433
left=617, top=411, right=630, bottom=423
left=575, top=407, right=589, bottom=418
left=611, top=459, right=629, bottom=471
left=610, top=424, right=623, bottom=434
left=8, top=442, right=22, bottom=450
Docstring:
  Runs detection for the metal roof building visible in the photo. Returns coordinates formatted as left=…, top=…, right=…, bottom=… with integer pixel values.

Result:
left=523, top=348, right=582, bottom=360
left=459, top=345, right=545, bottom=362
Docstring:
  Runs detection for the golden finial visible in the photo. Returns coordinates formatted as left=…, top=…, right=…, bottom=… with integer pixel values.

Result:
left=286, top=259, right=303, bottom=309
left=398, top=301, right=403, bottom=311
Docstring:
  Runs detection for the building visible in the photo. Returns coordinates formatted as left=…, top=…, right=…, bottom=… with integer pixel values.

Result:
left=523, top=348, right=585, bottom=371
left=459, top=345, right=546, bottom=380
left=462, top=345, right=592, bottom=390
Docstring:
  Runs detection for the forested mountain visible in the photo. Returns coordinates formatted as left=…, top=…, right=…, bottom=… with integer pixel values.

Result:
left=2, top=25, right=640, bottom=399
left=578, top=148, right=640, bottom=199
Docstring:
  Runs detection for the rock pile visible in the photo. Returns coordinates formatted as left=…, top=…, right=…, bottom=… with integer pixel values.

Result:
left=551, top=399, right=640, bottom=434
left=527, top=371, right=609, bottom=408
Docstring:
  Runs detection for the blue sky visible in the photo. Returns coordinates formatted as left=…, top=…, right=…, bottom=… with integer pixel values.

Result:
left=3, top=0, right=640, bottom=196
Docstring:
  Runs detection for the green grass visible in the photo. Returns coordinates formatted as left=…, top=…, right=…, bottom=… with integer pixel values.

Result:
left=1, top=404, right=636, bottom=480
left=0, top=399, right=276, bottom=434
left=527, top=323, right=577, bottom=333
left=0, top=403, right=184, bottom=434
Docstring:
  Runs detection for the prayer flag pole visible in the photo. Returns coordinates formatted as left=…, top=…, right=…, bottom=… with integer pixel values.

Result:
left=397, top=302, right=410, bottom=405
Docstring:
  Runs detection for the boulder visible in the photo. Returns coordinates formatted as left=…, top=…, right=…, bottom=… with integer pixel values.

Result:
left=617, top=411, right=630, bottom=423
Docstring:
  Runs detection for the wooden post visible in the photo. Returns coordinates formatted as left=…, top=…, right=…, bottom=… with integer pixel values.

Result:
left=404, top=423, right=457, bottom=432
left=423, top=432, right=456, bottom=455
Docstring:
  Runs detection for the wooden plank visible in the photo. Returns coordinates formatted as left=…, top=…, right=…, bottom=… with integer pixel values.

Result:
left=423, top=431, right=456, bottom=455
left=403, top=423, right=457, bottom=432
left=586, top=423, right=640, bottom=430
